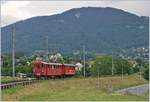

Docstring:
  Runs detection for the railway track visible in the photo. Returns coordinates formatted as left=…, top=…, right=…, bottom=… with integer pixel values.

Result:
left=1, top=79, right=40, bottom=90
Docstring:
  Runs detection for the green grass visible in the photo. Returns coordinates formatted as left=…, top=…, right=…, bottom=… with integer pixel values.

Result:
left=1, top=76, right=26, bottom=83
left=2, top=75, right=149, bottom=101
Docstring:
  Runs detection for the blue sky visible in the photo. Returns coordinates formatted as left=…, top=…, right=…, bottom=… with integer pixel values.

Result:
left=1, top=1, right=150, bottom=27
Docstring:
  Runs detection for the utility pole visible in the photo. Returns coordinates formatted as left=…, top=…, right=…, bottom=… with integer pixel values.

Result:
left=97, top=62, right=101, bottom=89
left=139, top=63, right=142, bottom=80
left=83, top=45, right=86, bottom=77
left=139, top=55, right=144, bottom=80
left=97, top=67, right=100, bottom=89
left=121, top=60, right=124, bottom=80
left=12, top=24, right=15, bottom=77
left=112, top=52, right=114, bottom=75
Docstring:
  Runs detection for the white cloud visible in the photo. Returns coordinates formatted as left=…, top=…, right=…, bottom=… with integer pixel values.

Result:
left=1, top=15, right=19, bottom=27
left=1, top=1, right=31, bottom=19
left=1, top=1, right=150, bottom=27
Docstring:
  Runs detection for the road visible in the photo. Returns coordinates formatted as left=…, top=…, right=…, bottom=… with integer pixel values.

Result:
left=115, top=84, right=149, bottom=96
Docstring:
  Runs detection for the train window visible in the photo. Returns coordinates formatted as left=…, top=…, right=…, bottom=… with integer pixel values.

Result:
left=56, top=65, right=58, bottom=69
left=59, top=65, right=62, bottom=69
left=70, top=66, right=74, bottom=70
left=55, top=65, right=57, bottom=69
left=57, top=65, right=59, bottom=69
left=45, top=64, right=47, bottom=68
left=44, top=64, right=46, bottom=68
left=52, top=65, right=54, bottom=69
left=56, top=65, right=59, bottom=69
left=41, top=64, right=44, bottom=68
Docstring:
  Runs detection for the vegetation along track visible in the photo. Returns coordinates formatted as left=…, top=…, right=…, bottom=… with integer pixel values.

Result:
left=1, top=77, right=73, bottom=90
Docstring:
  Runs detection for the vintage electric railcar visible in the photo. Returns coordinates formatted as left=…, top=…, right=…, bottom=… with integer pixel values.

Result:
left=32, top=61, right=77, bottom=78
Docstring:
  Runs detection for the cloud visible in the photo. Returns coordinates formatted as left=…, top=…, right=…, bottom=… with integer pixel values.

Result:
left=1, top=1, right=31, bottom=19
left=1, top=15, right=19, bottom=27
left=111, top=1, right=150, bottom=16
left=1, top=1, right=150, bottom=27
left=1, top=0, right=7, bottom=4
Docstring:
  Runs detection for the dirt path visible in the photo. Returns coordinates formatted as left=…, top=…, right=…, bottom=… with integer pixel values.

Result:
left=115, top=84, right=149, bottom=96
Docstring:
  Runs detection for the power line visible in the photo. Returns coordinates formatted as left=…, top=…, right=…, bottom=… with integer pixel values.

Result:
left=12, top=24, right=15, bottom=77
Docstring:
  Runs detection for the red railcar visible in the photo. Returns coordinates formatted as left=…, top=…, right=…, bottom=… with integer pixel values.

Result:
left=32, top=61, right=77, bottom=78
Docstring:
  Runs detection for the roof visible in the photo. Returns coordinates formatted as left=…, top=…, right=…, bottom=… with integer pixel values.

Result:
left=33, top=61, right=76, bottom=67
left=17, top=72, right=26, bottom=75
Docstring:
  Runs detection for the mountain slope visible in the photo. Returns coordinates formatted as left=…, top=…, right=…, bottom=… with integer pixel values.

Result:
left=1, top=7, right=149, bottom=54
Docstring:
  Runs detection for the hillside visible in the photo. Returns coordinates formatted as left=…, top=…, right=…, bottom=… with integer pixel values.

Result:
left=1, top=7, right=149, bottom=54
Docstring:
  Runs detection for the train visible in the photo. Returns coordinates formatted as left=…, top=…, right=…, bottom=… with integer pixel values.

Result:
left=32, top=61, right=77, bottom=78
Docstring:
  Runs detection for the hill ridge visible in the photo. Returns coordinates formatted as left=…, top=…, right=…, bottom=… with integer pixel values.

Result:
left=1, top=7, right=149, bottom=54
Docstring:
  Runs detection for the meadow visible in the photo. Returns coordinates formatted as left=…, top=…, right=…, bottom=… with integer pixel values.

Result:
left=2, top=75, right=149, bottom=101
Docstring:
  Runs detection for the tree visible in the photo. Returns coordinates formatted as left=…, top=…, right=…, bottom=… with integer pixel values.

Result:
left=114, top=58, right=133, bottom=75
left=143, top=62, right=149, bottom=80
left=143, top=68, right=149, bottom=80
left=90, top=55, right=133, bottom=76
left=91, top=56, right=112, bottom=76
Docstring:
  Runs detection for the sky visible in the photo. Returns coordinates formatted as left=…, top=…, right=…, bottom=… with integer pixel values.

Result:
left=1, top=0, right=150, bottom=27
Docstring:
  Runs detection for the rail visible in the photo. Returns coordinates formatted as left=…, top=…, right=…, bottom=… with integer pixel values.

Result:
left=1, top=79, right=40, bottom=90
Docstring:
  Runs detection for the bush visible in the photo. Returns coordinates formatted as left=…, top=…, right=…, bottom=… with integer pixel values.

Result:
left=143, top=68, right=149, bottom=80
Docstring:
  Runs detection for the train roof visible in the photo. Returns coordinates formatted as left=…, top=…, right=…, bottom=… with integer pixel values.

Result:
left=33, top=61, right=76, bottom=67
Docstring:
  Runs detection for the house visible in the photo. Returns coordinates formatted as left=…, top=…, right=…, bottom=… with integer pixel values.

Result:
left=16, top=72, right=27, bottom=78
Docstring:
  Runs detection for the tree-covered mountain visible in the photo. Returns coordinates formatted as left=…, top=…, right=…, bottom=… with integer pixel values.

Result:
left=1, top=7, right=149, bottom=55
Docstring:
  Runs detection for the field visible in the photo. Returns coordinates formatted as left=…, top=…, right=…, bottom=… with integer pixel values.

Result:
left=1, top=75, right=149, bottom=101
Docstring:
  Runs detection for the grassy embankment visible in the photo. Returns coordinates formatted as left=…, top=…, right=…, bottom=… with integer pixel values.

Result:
left=1, top=76, right=26, bottom=83
left=2, top=75, right=149, bottom=101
